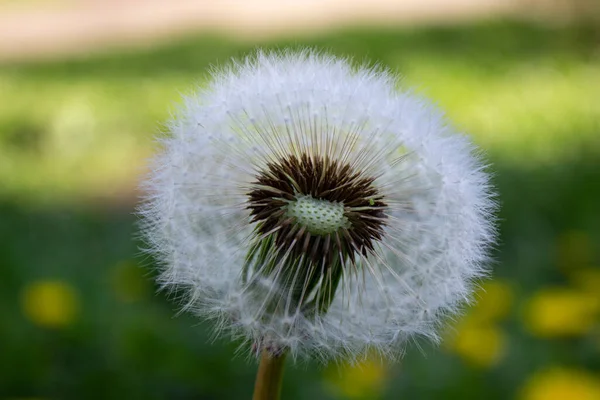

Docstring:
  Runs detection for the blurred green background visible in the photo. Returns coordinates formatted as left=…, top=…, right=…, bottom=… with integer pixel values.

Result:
left=1, top=6, right=600, bottom=400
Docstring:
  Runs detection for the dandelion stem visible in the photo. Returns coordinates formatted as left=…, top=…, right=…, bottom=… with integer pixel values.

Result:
left=253, top=350, right=287, bottom=400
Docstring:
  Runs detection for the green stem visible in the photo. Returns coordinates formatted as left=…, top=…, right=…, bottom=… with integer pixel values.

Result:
left=252, top=350, right=287, bottom=400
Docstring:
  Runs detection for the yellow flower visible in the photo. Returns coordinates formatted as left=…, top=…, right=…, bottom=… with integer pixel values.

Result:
left=111, top=261, right=150, bottom=303
left=443, top=280, right=511, bottom=367
left=21, top=280, right=79, bottom=328
left=447, top=322, right=506, bottom=368
left=468, top=280, right=514, bottom=324
left=519, top=367, right=600, bottom=400
left=557, top=230, right=592, bottom=274
left=325, top=355, right=388, bottom=399
left=522, top=287, right=600, bottom=338
left=570, top=267, right=600, bottom=301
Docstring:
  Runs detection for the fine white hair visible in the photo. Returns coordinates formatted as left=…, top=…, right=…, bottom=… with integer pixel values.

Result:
left=139, top=50, right=497, bottom=362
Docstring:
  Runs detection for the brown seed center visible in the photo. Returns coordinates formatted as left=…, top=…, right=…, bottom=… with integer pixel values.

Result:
left=247, top=153, right=387, bottom=264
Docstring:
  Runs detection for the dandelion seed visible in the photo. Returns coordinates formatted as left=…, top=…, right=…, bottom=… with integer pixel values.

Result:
left=138, top=50, right=496, bottom=395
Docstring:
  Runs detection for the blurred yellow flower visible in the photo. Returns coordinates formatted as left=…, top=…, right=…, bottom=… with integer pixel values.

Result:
left=519, top=367, right=600, bottom=400
left=557, top=230, right=592, bottom=274
left=325, top=355, right=388, bottom=399
left=468, top=280, right=514, bottom=324
left=21, top=280, right=79, bottom=328
left=111, top=261, right=150, bottom=303
left=447, top=322, right=506, bottom=368
left=522, top=287, right=600, bottom=338
left=570, top=267, right=600, bottom=301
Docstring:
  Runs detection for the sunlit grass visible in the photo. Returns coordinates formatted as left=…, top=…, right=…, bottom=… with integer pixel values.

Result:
left=412, top=62, right=600, bottom=162
left=0, top=21, right=598, bottom=201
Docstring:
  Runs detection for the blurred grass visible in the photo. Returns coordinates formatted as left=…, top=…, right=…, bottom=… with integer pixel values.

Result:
left=1, top=20, right=600, bottom=399
left=1, top=20, right=599, bottom=201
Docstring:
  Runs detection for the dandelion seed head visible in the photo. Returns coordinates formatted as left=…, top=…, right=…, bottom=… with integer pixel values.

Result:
left=139, top=49, right=497, bottom=362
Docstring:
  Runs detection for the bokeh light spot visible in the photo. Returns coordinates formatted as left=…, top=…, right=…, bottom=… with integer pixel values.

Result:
left=325, top=355, right=388, bottom=399
left=570, top=267, right=600, bottom=302
left=111, top=261, right=150, bottom=303
left=522, top=287, right=600, bottom=338
left=448, top=323, right=506, bottom=368
left=519, top=367, right=600, bottom=400
left=557, top=230, right=593, bottom=274
left=21, top=280, right=79, bottom=328
left=470, top=280, right=514, bottom=323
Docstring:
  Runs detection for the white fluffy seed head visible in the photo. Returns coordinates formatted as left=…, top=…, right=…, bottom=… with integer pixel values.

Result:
left=138, top=49, right=497, bottom=363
